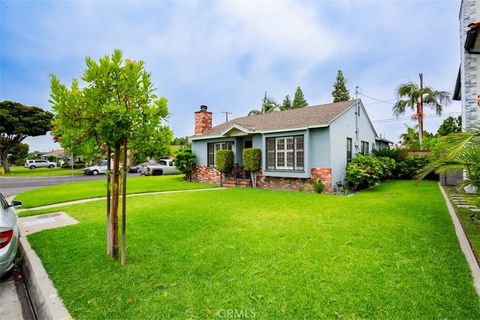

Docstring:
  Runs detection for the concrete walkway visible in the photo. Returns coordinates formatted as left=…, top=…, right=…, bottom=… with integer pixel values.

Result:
left=0, top=277, right=24, bottom=320
left=18, top=187, right=224, bottom=212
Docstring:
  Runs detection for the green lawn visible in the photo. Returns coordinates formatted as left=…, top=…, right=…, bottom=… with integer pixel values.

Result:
left=25, top=181, right=480, bottom=319
left=16, top=174, right=217, bottom=208
left=444, top=186, right=480, bottom=264
left=2, top=166, right=83, bottom=177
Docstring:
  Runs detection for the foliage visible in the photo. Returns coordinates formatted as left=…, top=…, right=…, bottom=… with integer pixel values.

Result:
left=437, top=115, right=462, bottom=136
left=345, top=154, right=395, bottom=189
left=280, top=95, right=293, bottom=111
left=243, top=148, right=261, bottom=188
left=248, top=92, right=279, bottom=116
left=292, top=87, right=308, bottom=108
left=399, top=125, right=437, bottom=151
left=174, top=149, right=197, bottom=181
left=50, top=49, right=170, bottom=261
left=61, top=163, right=86, bottom=169
left=215, top=150, right=233, bottom=173
left=8, top=143, right=29, bottom=164
left=396, top=157, right=430, bottom=179
left=172, top=136, right=191, bottom=148
left=417, top=130, right=480, bottom=186
left=135, top=126, right=173, bottom=161
left=331, top=70, right=350, bottom=102
left=371, top=147, right=406, bottom=163
left=0, top=101, right=53, bottom=173
left=313, top=179, right=324, bottom=193
left=393, top=79, right=450, bottom=149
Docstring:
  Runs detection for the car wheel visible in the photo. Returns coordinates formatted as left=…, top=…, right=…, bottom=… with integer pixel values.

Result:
left=29, top=165, right=36, bottom=169
left=48, top=164, right=54, bottom=168
left=136, top=168, right=141, bottom=174
left=152, top=169, right=163, bottom=176
left=92, top=170, right=99, bottom=176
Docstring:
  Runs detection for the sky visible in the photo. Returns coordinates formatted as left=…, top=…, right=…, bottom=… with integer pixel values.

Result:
left=0, top=0, right=462, bottom=152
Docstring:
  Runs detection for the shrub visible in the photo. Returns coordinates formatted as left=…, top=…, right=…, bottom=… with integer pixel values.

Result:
left=174, top=149, right=196, bottom=181
left=216, top=150, right=233, bottom=173
left=61, top=163, right=86, bottom=169
left=395, top=157, right=431, bottom=179
left=243, top=148, right=261, bottom=188
left=345, top=154, right=396, bottom=190
left=313, top=180, right=324, bottom=193
left=371, top=148, right=406, bottom=163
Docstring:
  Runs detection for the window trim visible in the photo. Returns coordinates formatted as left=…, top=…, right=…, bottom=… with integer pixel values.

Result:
left=265, top=135, right=304, bottom=172
left=361, top=141, right=369, bottom=155
left=347, top=137, right=352, bottom=163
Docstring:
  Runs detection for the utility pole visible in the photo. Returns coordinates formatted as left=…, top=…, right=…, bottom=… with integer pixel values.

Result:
left=222, top=111, right=232, bottom=122
left=419, top=73, right=424, bottom=150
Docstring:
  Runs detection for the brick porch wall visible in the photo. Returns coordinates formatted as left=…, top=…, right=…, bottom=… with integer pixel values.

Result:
left=192, top=165, right=333, bottom=193
left=192, top=165, right=221, bottom=185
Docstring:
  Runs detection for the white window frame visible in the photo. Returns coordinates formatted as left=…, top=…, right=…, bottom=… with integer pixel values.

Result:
left=266, top=135, right=304, bottom=171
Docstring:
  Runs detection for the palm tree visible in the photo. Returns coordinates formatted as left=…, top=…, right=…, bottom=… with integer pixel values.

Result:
left=416, top=129, right=480, bottom=185
left=393, top=74, right=451, bottom=149
left=248, top=92, right=278, bottom=116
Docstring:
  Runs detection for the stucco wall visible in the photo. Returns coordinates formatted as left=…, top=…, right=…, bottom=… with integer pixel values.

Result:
left=191, top=137, right=235, bottom=166
left=329, top=101, right=378, bottom=185
left=460, top=0, right=480, bottom=129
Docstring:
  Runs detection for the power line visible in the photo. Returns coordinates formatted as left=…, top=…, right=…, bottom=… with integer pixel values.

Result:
left=358, top=92, right=394, bottom=104
left=372, top=112, right=461, bottom=123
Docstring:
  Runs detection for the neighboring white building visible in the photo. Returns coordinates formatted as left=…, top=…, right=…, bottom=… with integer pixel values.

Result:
left=454, top=0, right=480, bottom=129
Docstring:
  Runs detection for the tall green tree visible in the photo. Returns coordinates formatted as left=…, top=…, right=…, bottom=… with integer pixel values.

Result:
left=0, top=101, right=53, bottom=173
left=8, top=143, right=29, bottom=165
left=292, top=87, right=308, bottom=108
left=393, top=74, right=450, bottom=149
left=50, top=49, right=169, bottom=264
left=248, top=92, right=278, bottom=116
left=437, top=115, right=462, bottom=136
left=280, top=95, right=293, bottom=111
left=332, top=70, right=350, bottom=102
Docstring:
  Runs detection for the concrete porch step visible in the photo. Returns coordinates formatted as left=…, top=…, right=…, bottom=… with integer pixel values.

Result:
left=223, top=178, right=252, bottom=188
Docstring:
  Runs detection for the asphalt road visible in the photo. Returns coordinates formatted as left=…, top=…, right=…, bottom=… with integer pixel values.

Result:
left=0, top=175, right=108, bottom=198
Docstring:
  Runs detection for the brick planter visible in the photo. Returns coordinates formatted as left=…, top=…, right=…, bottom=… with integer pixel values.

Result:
left=192, top=165, right=221, bottom=185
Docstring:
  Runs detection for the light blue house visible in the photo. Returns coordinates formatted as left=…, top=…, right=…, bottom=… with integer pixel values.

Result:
left=191, top=100, right=390, bottom=192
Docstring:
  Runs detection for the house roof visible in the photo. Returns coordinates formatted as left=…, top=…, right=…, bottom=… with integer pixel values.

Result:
left=192, top=99, right=359, bottom=139
left=42, top=149, right=65, bottom=157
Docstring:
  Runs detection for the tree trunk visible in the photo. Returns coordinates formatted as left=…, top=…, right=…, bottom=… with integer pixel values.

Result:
left=1, top=155, right=9, bottom=173
left=418, top=73, right=424, bottom=150
left=121, top=138, right=127, bottom=265
left=111, top=143, right=121, bottom=258
left=106, top=147, right=112, bottom=256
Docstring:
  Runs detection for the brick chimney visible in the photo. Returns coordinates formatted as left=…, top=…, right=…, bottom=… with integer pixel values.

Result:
left=194, top=105, right=212, bottom=135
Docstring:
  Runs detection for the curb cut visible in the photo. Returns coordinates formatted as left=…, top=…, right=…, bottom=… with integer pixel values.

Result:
left=19, top=235, right=72, bottom=320
left=439, top=183, right=480, bottom=298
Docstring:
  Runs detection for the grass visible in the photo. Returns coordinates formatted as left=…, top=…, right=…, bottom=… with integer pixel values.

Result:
left=2, top=166, right=83, bottom=177
left=25, top=180, right=480, bottom=319
left=16, top=174, right=217, bottom=208
left=444, top=185, right=480, bottom=264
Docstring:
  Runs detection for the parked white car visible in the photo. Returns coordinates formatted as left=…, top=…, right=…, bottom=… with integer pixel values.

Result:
left=24, top=159, right=57, bottom=169
left=84, top=160, right=110, bottom=176
left=0, top=193, right=21, bottom=278
left=142, top=159, right=180, bottom=176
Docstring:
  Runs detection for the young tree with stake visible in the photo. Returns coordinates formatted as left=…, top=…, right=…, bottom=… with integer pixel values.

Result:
left=50, top=50, right=169, bottom=265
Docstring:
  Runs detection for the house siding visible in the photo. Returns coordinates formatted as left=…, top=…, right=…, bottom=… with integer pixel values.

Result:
left=329, top=102, right=378, bottom=185
left=460, top=0, right=480, bottom=130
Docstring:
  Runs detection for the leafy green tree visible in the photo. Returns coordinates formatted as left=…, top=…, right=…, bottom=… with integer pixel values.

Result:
left=332, top=70, right=350, bottom=102
left=437, top=115, right=462, bottom=136
left=0, top=101, right=53, bottom=173
left=50, top=49, right=169, bottom=264
left=248, top=92, right=278, bottom=116
left=243, top=148, right=261, bottom=187
left=280, top=95, right=293, bottom=111
left=172, top=136, right=191, bottom=148
left=292, top=87, right=308, bottom=108
left=175, top=149, right=196, bottom=181
left=399, top=125, right=436, bottom=151
left=393, top=76, right=450, bottom=149
left=7, top=142, right=28, bottom=166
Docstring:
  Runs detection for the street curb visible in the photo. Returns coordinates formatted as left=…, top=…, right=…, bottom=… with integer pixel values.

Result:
left=439, top=183, right=480, bottom=298
left=19, top=235, right=72, bottom=320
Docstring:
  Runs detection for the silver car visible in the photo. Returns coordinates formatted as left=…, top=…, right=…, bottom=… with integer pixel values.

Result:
left=0, top=194, right=21, bottom=278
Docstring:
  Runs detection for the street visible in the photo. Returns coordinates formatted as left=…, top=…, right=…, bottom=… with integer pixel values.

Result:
left=0, top=174, right=109, bottom=198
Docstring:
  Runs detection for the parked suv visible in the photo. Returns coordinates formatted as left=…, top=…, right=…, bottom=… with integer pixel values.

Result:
left=24, top=159, right=57, bottom=169
left=84, top=160, right=110, bottom=176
